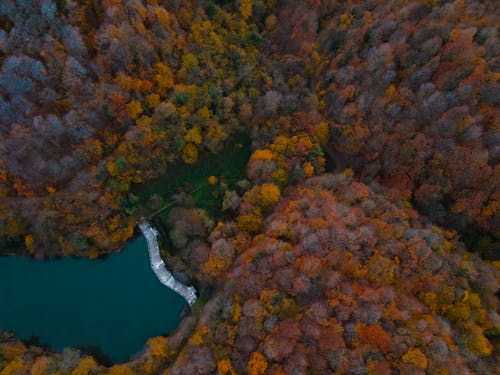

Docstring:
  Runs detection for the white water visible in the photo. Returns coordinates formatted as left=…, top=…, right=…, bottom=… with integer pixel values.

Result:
left=138, top=222, right=197, bottom=306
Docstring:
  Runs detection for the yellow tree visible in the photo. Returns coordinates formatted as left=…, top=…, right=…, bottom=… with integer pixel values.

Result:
left=70, top=357, right=99, bottom=375
left=25, top=234, right=35, bottom=254
left=126, top=100, right=143, bottom=120
left=248, top=352, right=268, bottom=375
left=148, top=336, right=167, bottom=357
left=154, top=63, right=174, bottom=96
left=217, top=359, right=236, bottom=375
left=402, top=348, right=428, bottom=370
left=237, top=210, right=264, bottom=234
left=106, top=365, right=137, bottom=375
left=182, top=144, right=198, bottom=164
left=241, top=0, right=252, bottom=20
left=259, top=183, right=281, bottom=208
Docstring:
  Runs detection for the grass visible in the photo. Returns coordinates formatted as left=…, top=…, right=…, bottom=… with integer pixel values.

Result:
left=131, top=134, right=251, bottom=226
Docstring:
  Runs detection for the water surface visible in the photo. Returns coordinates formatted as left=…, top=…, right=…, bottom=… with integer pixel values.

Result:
left=0, top=236, right=186, bottom=363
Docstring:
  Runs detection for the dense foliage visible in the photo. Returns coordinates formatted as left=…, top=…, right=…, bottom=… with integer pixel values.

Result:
left=1, top=0, right=497, bottom=256
left=0, top=0, right=498, bottom=373
left=0, top=0, right=271, bottom=256
left=1, top=175, right=498, bottom=373
left=270, top=0, right=499, bottom=235
left=165, top=174, right=499, bottom=374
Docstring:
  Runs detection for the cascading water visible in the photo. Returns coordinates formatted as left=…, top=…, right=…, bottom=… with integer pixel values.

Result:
left=138, top=221, right=197, bottom=306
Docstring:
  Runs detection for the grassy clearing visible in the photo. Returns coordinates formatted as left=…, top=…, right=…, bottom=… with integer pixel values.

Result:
left=131, top=134, right=251, bottom=226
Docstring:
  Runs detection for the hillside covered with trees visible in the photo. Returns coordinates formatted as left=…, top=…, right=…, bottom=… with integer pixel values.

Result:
left=0, top=0, right=498, bottom=373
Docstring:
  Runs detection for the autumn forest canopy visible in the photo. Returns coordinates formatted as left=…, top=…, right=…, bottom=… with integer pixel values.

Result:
left=0, top=0, right=499, bottom=374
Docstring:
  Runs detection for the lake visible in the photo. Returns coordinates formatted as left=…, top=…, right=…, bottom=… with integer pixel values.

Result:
left=0, top=236, right=187, bottom=363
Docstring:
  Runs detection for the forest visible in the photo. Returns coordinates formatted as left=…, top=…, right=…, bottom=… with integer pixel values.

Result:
left=0, top=0, right=498, bottom=374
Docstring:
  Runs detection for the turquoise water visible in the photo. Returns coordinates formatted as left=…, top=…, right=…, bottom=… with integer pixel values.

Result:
left=0, top=236, right=187, bottom=363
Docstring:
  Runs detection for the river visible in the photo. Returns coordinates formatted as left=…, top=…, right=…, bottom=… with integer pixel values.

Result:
left=0, top=236, right=187, bottom=363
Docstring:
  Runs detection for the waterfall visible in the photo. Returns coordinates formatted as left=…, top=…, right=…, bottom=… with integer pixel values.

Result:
left=138, top=221, right=197, bottom=306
